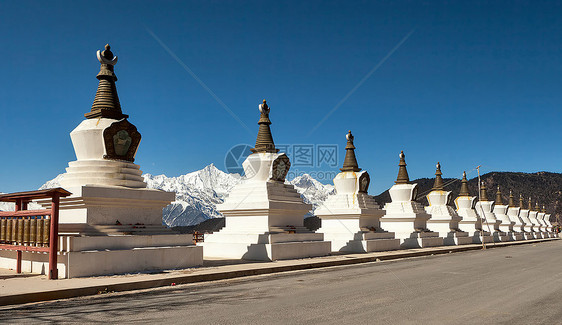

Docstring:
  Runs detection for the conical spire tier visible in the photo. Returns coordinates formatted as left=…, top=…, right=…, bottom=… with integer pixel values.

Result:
left=528, top=197, right=533, bottom=210
left=432, top=162, right=444, bottom=190
left=495, top=185, right=503, bottom=205
left=250, top=100, right=279, bottom=154
left=534, top=201, right=540, bottom=212
left=458, top=171, right=470, bottom=196
left=508, top=190, right=515, bottom=207
left=479, top=182, right=488, bottom=201
left=85, top=44, right=128, bottom=120
left=395, top=151, right=410, bottom=184
left=340, top=131, right=361, bottom=172
left=519, top=194, right=525, bottom=209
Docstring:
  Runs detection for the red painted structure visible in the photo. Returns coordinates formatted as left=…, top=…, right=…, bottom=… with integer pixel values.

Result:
left=0, top=188, right=71, bottom=279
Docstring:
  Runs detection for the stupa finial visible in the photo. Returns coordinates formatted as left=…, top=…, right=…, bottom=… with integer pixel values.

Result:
left=495, top=185, right=503, bottom=205
left=519, top=194, right=525, bottom=209
left=432, top=162, right=444, bottom=190
left=395, top=150, right=410, bottom=184
left=479, top=181, right=488, bottom=201
left=340, top=130, right=361, bottom=172
left=528, top=197, right=533, bottom=210
left=508, top=190, right=516, bottom=207
left=85, top=43, right=127, bottom=120
left=250, top=99, right=279, bottom=154
left=459, top=171, right=470, bottom=196
left=542, top=205, right=547, bottom=213
left=534, top=201, right=540, bottom=212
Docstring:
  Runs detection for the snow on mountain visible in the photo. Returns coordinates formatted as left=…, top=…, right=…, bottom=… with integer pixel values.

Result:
left=36, top=164, right=336, bottom=227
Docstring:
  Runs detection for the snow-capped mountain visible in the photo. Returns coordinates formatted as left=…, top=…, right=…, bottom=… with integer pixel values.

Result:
left=37, top=164, right=336, bottom=227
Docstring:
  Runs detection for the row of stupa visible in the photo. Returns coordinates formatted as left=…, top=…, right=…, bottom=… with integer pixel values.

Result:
left=0, top=45, right=555, bottom=277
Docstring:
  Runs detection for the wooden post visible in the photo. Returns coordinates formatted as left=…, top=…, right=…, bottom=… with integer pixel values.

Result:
left=49, top=193, right=60, bottom=280
left=16, top=250, right=22, bottom=273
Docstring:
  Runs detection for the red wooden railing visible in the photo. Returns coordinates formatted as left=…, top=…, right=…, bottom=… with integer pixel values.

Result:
left=0, top=188, right=71, bottom=279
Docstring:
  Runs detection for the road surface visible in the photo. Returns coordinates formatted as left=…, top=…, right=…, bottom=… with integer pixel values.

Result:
left=1, top=240, right=561, bottom=324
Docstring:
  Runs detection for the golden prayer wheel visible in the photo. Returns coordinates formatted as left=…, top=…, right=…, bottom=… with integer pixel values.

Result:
left=17, top=219, right=24, bottom=244
left=6, top=219, right=12, bottom=242
left=37, top=219, right=44, bottom=246
left=43, top=218, right=50, bottom=246
left=11, top=218, right=17, bottom=244
left=23, top=218, right=30, bottom=244
left=0, top=218, right=6, bottom=242
left=30, top=218, right=37, bottom=245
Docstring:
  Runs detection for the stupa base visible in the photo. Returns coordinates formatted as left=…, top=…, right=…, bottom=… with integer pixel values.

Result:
left=511, top=232, right=525, bottom=241
left=441, top=231, right=473, bottom=246
left=201, top=230, right=331, bottom=261
left=533, top=232, right=544, bottom=239
left=522, top=232, right=535, bottom=240
left=491, top=231, right=509, bottom=242
left=321, top=231, right=400, bottom=253
left=397, top=231, right=443, bottom=249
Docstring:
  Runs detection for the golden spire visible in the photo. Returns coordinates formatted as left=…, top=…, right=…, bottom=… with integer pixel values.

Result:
left=250, top=100, right=279, bottom=154
left=534, top=201, right=541, bottom=212
left=340, top=131, right=361, bottom=172
left=495, top=185, right=503, bottom=205
left=395, top=151, right=410, bottom=184
left=432, top=162, right=444, bottom=190
left=519, top=194, right=525, bottom=209
left=458, top=171, right=470, bottom=196
left=479, top=182, right=488, bottom=201
left=542, top=205, right=547, bottom=213
left=85, top=44, right=128, bottom=120
left=508, top=190, right=516, bottom=207
left=528, top=197, right=533, bottom=210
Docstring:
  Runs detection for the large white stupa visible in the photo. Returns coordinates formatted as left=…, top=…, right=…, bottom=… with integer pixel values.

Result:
left=27, top=45, right=203, bottom=277
left=455, top=172, right=492, bottom=243
left=506, top=190, right=524, bottom=241
left=201, top=100, right=331, bottom=260
left=518, top=195, right=535, bottom=239
left=379, top=152, right=443, bottom=249
left=493, top=186, right=518, bottom=241
left=527, top=198, right=543, bottom=239
left=315, top=131, right=400, bottom=252
left=475, top=183, right=509, bottom=242
left=425, top=163, right=471, bottom=245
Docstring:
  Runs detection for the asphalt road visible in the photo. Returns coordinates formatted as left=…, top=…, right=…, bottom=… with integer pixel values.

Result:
left=1, top=241, right=562, bottom=324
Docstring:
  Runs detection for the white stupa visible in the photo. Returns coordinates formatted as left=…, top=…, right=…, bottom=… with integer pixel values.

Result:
left=455, top=172, right=492, bottom=243
left=506, top=190, right=525, bottom=240
left=316, top=131, right=400, bottom=253
left=475, top=182, right=509, bottom=242
left=201, top=100, right=331, bottom=260
left=22, top=44, right=203, bottom=277
left=518, top=195, right=535, bottom=239
left=493, top=186, right=518, bottom=241
left=425, top=163, right=471, bottom=245
left=536, top=204, right=548, bottom=238
left=379, top=151, right=443, bottom=249
left=527, top=198, right=543, bottom=239
left=543, top=207, right=554, bottom=237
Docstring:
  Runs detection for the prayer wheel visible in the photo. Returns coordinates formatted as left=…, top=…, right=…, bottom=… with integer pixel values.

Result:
left=37, top=219, right=44, bottom=246
left=23, top=218, right=30, bottom=245
left=43, top=218, right=50, bottom=246
left=6, top=219, right=12, bottom=242
left=30, top=218, right=37, bottom=245
left=17, top=219, right=24, bottom=244
left=0, top=218, right=6, bottom=242
left=11, top=218, right=17, bottom=244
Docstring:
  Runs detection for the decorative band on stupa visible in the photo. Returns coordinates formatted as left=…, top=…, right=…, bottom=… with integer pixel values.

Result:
left=85, top=44, right=128, bottom=120
left=508, top=190, right=516, bottom=207
left=458, top=171, right=470, bottom=196
left=495, top=185, right=503, bottom=205
left=250, top=100, right=279, bottom=154
left=395, top=151, right=410, bottom=184
left=340, top=131, right=361, bottom=172
left=479, top=182, right=489, bottom=201
left=432, top=162, right=444, bottom=191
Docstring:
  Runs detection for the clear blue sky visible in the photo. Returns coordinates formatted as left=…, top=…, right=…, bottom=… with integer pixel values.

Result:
left=1, top=0, right=561, bottom=195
